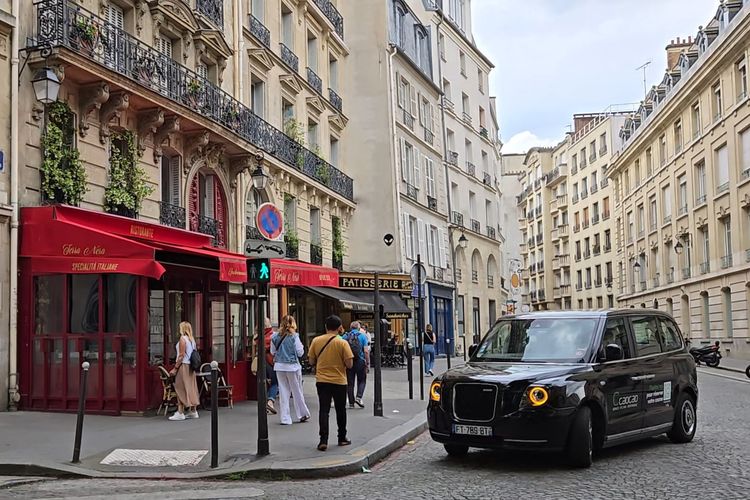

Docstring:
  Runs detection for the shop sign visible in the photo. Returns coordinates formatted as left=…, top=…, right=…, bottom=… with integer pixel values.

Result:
left=272, top=263, right=338, bottom=287
left=220, top=259, right=248, bottom=283
left=339, top=274, right=412, bottom=293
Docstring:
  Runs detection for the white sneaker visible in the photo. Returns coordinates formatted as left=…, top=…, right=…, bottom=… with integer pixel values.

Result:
left=169, top=412, right=185, bottom=421
left=186, top=411, right=199, bottom=419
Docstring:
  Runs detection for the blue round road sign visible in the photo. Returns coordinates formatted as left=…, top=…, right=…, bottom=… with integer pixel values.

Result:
left=255, top=203, right=284, bottom=240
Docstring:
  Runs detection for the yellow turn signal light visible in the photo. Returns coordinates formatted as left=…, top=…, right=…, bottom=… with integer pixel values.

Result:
left=430, top=381, right=441, bottom=402
left=527, top=386, right=549, bottom=407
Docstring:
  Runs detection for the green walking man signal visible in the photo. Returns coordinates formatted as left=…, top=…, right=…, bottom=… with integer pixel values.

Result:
left=247, top=259, right=271, bottom=283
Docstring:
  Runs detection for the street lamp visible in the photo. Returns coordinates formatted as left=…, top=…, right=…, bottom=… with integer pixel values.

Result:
left=31, top=67, right=61, bottom=105
left=633, top=260, right=641, bottom=271
left=674, top=239, right=684, bottom=255
left=250, top=152, right=268, bottom=190
left=458, top=232, right=468, bottom=249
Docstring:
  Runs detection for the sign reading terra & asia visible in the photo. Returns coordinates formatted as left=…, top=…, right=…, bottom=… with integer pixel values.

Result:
left=338, top=273, right=412, bottom=293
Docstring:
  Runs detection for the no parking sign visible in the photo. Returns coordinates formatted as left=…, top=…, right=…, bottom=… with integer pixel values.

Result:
left=255, top=203, right=284, bottom=241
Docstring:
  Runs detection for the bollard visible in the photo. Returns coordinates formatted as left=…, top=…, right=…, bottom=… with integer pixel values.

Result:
left=210, top=360, right=219, bottom=468
left=406, top=340, right=413, bottom=400
left=72, top=361, right=90, bottom=463
left=446, top=338, right=452, bottom=369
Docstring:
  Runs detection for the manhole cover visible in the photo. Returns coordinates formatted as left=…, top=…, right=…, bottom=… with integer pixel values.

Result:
left=100, top=449, right=208, bottom=467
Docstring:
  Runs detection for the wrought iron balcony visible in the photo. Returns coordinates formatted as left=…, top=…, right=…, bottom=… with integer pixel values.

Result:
left=678, top=205, right=688, bottom=217
left=472, top=270, right=478, bottom=283
left=600, top=178, right=609, bottom=188
left=721, top=255, right=733, bottom=268
left=312, top=0, right=344, bottom=39
left=747, top=249, right=750, bottom=262
left=432, top=266, right=444, bottom=282
left=471, top=219, right=481, bottom=233
left=197, top=0, right=224, bottom=29
left=307, top=67, right=323, bottom=94
left=448, top=151, right=459, bottom=166
left=666, top=269, right=674, bottom=284
left=452, top=211, right=464, bottom=227
left=682, top=267, right=691, bottom=279
left=590, top=184, right=598, bottom=194
left=159, top=202, right=186, bottom=230
left=406, top=184, right=418, bottom=201
left=696, top=194, right=707, bottom=205
left=700, top=262, right=710, bottom=274
left=332, top=252, right=343, bottom=270
left=198, top=215, right=221, bottom=246
left=487, top=275, right=494, bottom=288
left=32, top=0, right=354, bottom=201
left=246, top=224, right=263, bottom=240
left=424, top=128, right=434, bottom=145
left=603, top=210, right=610, bottom=220
left=483, top=172, right=492, bottom=185
left=284, top=234, right=299, bottom=259
left=310, top=243, right=323, bottom=265
left=280, top=43, right=299, bottom=73
left=535, top=207, right=542, bottom=217
left=249, top=14, right=270, bottom=48
left=466, top=162, right=476, bottom=177
left=427, top=196, right=438, bottom=211
left=652, top=276, right=660, bottom=288
left=328, top=88, right=343, bottom=113
left=486, top=226, right=496, bottom=240
left=480, top=127, right=489, bottom=139
left=403, top=109, right=415, bottom=129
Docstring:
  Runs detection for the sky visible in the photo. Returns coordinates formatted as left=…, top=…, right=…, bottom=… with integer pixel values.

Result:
left=471, top=0, right=715, bottom=153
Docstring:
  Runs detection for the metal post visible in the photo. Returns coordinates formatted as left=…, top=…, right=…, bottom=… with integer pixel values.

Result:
left=373, top=272, right=383, bottom=417
left=72, top=361, right=90, bottom=463
left=256, top=284, right=270, bottom=456
left=210, top=360, right=219, bottom=468
left=406, top=339, right=413, bottom=400
left=445, top=337, right=451, bottom=369
left=462, top=335, right=467, bottom=361
left=417, top=254, right=424, bottom=401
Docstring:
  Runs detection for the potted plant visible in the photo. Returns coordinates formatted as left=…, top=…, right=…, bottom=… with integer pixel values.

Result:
left=104, top=129, right=154, bottom=218
left=315, top=161, right=331, bottom=184
left=41, top=101, right=88, bottom=205
left=184, top=79, right=205, bottom=108
left=284, top=118, right=307, bottom=169
left=71, top=16, right=101, bottom=55
left=283, top=220, right=299, bottom=259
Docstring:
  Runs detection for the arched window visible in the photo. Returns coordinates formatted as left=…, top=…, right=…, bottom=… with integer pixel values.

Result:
left=722, top=287, right=733, bottom=337
left=245, top=188, right=268, bottom=239
left=471, top=250, right=481, bottom=283
left=189, top=171, right=228, bottom=248
left=666, top=297, right=674, bottom=316
left=700, top=291, right=710, bottom=336
left=487, top=255, right=497, bottom=288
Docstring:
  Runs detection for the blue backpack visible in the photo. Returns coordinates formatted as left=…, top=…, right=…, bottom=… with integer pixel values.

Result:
left=346, top=332, right=363, bottom=360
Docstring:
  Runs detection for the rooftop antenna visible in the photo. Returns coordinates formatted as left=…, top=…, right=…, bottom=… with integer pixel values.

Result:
left=636, top=61, right=652, bottom=100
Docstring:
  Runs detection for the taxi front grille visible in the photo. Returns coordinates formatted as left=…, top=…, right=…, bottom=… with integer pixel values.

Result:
left=452, top=383, right=498, bottom=422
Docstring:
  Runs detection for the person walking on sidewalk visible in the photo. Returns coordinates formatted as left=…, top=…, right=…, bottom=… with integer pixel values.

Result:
left=344, top=321, right=370, bottom=408
left=423, top=324, right=436, bottom=376
left=169, top=321, right=200, bottom=421
left=308, top=315, right=353, bottom=451
left=263, top=318, right=279, bottom=415
left=270, top=315, right=311, bottom=425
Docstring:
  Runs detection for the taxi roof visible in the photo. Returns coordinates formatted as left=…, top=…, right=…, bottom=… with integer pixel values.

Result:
left=501, top=308, right=675, bottom=321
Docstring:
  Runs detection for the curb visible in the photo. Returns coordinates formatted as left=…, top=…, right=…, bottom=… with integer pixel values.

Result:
left=0, top=414, right=428, bottom=481
left=716, top=365, right=746, bottom=375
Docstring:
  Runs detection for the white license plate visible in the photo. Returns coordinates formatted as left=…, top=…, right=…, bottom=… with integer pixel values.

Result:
left=453, top=424, right=492, bottom=436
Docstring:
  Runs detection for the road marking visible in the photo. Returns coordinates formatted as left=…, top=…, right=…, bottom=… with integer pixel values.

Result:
left=100, top=449, right=207, bottom=467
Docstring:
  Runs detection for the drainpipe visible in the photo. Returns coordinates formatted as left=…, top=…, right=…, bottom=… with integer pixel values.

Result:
left=234, top=0, right=244, bottom=253
left=434, top=13, right=460, bottom=341
left=8, top=0, right=20, bottom=410
left=386, top=43, right=404, bottom=274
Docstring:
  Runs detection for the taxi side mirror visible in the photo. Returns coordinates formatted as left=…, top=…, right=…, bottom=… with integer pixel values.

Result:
left=604, top=344, right=624, bottom=362
left=468, top=344, right=478, bottom=358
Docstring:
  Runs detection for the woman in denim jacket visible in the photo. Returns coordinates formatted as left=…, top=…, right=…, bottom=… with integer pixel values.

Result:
left=270, top=315, right=311, bottom=424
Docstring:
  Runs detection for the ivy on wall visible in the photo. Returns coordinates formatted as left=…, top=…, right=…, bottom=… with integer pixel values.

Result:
left=41, top=101, right=88, bottom=205
left=104, top=129, right=154, bottom=216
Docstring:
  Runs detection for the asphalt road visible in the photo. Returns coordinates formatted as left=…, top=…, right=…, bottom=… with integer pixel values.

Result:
left=2, top=368, right=749, bottom=500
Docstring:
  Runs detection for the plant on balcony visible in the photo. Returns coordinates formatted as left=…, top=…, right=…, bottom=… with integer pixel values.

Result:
left=184, top=79, right=205, bottom=108
left=283, top=118, right=307, bottom=169
left=222, top=102, right=241, bottom=128
left=332, top=217, right=344, bottom=268
left=104, top=129, right=154, bottom=217
left=284, top=226, right=299, bottom=256
left=41, top=101, right=88, bottom=206
left=71, top=16, right=102, bottom=54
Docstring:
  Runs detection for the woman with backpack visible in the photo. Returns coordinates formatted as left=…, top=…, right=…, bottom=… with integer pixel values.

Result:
left=169, top=321, right=200, bottom=421
left=423, top=324, right=436, bottom=376
left=270, top=315, right=311, bottom=425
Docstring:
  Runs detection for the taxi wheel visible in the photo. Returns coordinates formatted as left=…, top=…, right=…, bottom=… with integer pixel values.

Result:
left=565, top=406, right=593, bottom=468
left=667, top=392, right=697, bottom=444
left=444, top=444, right=469, bottom=457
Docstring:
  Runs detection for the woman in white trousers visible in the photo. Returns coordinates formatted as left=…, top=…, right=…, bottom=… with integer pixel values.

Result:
left=270, top=315, right=311, bottom=425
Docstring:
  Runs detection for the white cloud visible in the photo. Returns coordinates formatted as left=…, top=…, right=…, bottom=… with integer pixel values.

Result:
left=502, top=131, right=561, bottom=155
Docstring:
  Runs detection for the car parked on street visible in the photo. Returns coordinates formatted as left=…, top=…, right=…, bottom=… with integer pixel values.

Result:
left=427, top=310, right=698, bottom=467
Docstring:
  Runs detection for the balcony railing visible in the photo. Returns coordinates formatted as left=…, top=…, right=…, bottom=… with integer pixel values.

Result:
left=427, top=196, right=438, bottom=211
left=682, top=267, right=691, bottom=279
left=536, top=233, right=543, bottom=244
left=640, top=280, right=647, bottom=291
left=471, top=219, right=481, bottom=233
left=466, top=162, right=477, bottom=177
left=448, top=151, right=459, bottom=166
left=593, top=245, right=601, bottom=256
left=463, top=111, right=472, bottom=123
left=742, top=168, right=750, bottom=181
left=535, top=207, right=542, bottom=217
left=483, top=172, right=492, bottom=185
left=197, top=0, right=224, bottom=29
left=245, top=224, right=263, bottom=241
left=560, top=284, right=571, bottom=296
left=403, top=109, right=415, bottom=129
left=678, top=205, right=688, bottom=216
left=557, top=194, right=568, bottom=206
left=312, top=0, right=344, bottom=39
left=590, top=184, right=598, bottom=194
left=602, top=210, right=610, bottom=220
left=721, top=255, right=733, bottom=269
left=592, top=214, right=600, bottom=225
left=328, top=88, right=343, bottom=113
left=700, top=262, right=710, bottom=274
left=696, top=194, right=707, bottom=205
left=663, top=215, right=672, bottom=225
left=572, top=194, right=579, bottom=204
left=581, top=189, right=588, bottom=200
left=583, top=250, right=591, bottom=258
left=406, top=184, right=418, bottom=201
left=332, top=252, right=343, bottom=270
left=573, top=224, right=580, bottom=233
left=424, top=128, right=434, bottom=145
left=472, top=270, right=478, bottom=283
left=666, top=269, right=674, bottom=284
left=452, top=211, right=464, bottom=227
left=487, top=226, right=496, bottom=240
left=33, top=0, right=354, bottom=202
left=600, top=178, right=608, bottom=189
left=455, top=269, right=462, bottom=282
left=198, top=215, right=220, bottom=244
left=279, top=43, right=299, bottom=72
left=433, top=266, right=444, bottom=282
left=487, top=275, right=494, bottom=288
left=249, top=14, right=270, bottom=48
left=747, top=249, right=750, bottom=262
left=284, top=234, right=299, bottom=259
left=159, top=202, right=186, bottom=229
left=652, top=276, right=660, bottom=288
left=716, top=181, right=730, bottom=194
left=310, top=243, right=323, bottom=265
left=307, top=67, right=323, bottom=94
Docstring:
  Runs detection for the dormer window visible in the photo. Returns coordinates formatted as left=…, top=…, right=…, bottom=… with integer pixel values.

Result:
left=697, top=30, right=707, bottom=54
left=719, top=5, right=730, bottom=31
left=679, top=53, right=691, bottom=74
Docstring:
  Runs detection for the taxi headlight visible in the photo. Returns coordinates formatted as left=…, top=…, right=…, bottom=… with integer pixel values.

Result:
left=430, top=381, right=441, bottom=402
left=526, top=386, right=549, bottom=407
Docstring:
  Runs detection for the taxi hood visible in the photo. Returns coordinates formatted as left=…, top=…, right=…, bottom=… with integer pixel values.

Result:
left=440, top=361, right=590, bottom=386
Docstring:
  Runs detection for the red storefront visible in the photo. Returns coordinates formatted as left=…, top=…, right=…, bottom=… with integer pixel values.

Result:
left=17, top=205, right=250, bottom=415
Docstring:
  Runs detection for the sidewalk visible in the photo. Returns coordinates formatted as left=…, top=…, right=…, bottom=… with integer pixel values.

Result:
left=0, top=357, right=460, bottom=479
left=715, top=356, right=748, bottom=375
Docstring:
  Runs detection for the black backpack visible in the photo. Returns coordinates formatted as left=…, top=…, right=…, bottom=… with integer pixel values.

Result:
left=189, top=348, right=202, bottom=372
left=346, top=332, right=363, bottom=360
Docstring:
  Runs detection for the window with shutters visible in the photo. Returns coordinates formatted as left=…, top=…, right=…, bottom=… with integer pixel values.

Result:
left=428, top=225, right=439, bottom=265
left=105, top=4, right=124, bottom=68
left=403, top=215, right=417, bottom=260
left=157, top=36, right=173, bottom=59
left=160, top=155, right=181, bottom=207
left=251, top=77, right=265, bottom=118
left=189, top=172, right=227, bottom=247
left=245, top=188, right=263, bottom=230
left=425, top=157, right=435, bottom=197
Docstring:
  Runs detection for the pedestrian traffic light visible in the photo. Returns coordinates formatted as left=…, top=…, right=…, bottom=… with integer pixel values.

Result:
left=247, top=258, right=271, bottom=283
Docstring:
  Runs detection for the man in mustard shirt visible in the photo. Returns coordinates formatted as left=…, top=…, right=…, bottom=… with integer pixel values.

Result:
left=308, top=315, right=354, bottom=451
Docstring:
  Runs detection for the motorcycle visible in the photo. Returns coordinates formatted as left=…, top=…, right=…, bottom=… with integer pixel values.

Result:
left=745, top=364, right=750, bottom=379
left=689, top=341, right=722, bottom=367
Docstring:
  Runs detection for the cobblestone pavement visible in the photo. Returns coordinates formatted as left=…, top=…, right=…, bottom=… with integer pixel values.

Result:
left=2, top=371, right=749, bottom=500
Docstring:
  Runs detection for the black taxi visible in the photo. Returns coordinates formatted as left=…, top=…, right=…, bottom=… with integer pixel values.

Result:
left=427, top=310, right=698, bottom=467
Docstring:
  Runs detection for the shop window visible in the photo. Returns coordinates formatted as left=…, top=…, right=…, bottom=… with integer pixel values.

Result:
left=34, top=275, right=65, bottom=335
left=105, top=275, right=137, bottom=333
left=149, top=289, right=165, bottom=365
left=69, top=275, right=100, bottom=334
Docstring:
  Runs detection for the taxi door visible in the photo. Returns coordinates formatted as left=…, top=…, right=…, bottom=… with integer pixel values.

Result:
left=640, top=317, right=683, bottom=429
left=597, top=317, right=644, bottom=437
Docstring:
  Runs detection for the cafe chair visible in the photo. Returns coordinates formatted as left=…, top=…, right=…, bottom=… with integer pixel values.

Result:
left=157, top=365, right=178, bottom=416
left=199, top=363, right=234, bottom=409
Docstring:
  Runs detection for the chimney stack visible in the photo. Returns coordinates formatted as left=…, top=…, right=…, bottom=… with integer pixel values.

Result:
left=666, top=36, right=692, bottom=70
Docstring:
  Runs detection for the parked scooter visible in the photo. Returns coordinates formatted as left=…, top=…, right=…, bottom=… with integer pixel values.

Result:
left=689, top=340, right=722, bottom=367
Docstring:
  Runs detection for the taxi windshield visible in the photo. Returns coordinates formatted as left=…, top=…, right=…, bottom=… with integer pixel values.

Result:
left=473, top=318, right=598, bottom=363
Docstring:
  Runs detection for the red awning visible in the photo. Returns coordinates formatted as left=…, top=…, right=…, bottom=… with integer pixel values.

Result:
left=270, top=259, right=339, bottom=287
left=20, top=206, right=247, bottom=282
